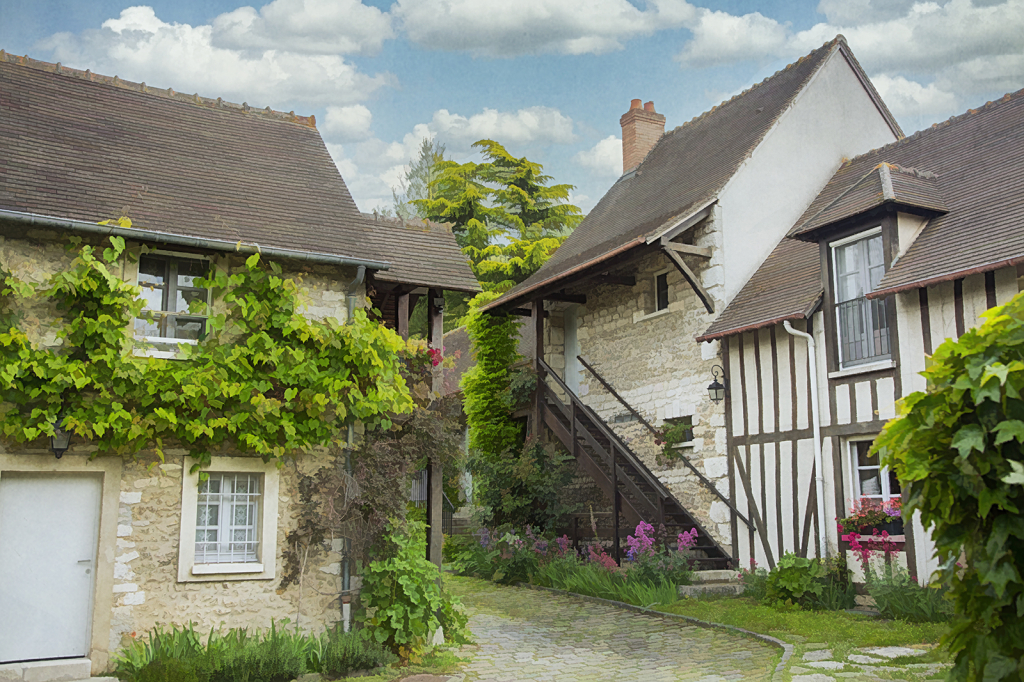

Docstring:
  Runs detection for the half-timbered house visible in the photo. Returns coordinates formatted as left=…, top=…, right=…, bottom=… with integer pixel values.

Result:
left=699, top=87, right=1024, bottom=580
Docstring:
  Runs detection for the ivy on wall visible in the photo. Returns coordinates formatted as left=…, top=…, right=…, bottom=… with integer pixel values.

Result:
left=0, top=236, right=413, bottom=468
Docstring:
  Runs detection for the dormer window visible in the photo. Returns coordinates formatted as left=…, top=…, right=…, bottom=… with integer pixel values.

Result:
left=832, top=228, right=890, bottom=368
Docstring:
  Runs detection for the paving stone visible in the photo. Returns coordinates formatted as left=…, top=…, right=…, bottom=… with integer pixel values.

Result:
left=791, top=675, right=835, bottom=682
left=807, top=662, right=846, bottom=670
left=447, top=578, right=776, bottom=681
left=804, top=650, right=835, bottom=661
left=847, top=655, right=884, bottom=664
left=860, top=647, right=926, bottom=659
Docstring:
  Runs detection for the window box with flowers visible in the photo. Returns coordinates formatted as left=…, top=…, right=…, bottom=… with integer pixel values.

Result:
left=839, top=497, right=904, bottom=538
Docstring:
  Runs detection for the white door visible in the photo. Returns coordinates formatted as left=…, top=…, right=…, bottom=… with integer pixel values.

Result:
left=0, top=473, right=102, bottom=662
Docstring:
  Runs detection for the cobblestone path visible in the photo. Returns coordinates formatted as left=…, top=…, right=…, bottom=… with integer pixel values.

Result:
left=447, top=577, right=778, bottom=681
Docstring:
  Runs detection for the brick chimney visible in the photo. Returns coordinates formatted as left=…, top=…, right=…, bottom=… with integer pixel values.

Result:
left=619, top=99, right=665, bottom=174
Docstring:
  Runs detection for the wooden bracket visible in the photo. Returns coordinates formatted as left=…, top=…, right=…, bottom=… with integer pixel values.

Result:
left=660, top=237, right=712, bottom=258
left=662, top=245, right=715, bottom=314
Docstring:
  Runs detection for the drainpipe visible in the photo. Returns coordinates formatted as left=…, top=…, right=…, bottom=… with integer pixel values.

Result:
left=783, top=320, right=829, bottom=558
left=341, top=423, right=354, bottom=632
left=346, top=265, right=366, bottom=325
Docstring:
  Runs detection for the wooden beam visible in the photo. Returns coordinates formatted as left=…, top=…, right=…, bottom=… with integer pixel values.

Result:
left=546, top=291, right=587, bottom=304
left=427, top=287, right=443, bottom=348
left=591, top=275, right=636, bottom=287
left=532, top=299, right=545, bottom=440
left=660, top=237, right=712, bottom=258
left=397, top=291, right=410, bottom=340
left=512, top=307, right=548, bottom=318
left=662, top=246, right=715, bottom=314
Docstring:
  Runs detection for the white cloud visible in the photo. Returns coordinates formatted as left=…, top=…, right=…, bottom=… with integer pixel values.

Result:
left=871, top=74, right=960, bottom=124
left=393, top=0, right=698, bottom=56
left=675, top=9, right=789, bottom=68
left=573, top=136, right=623, bottom=178
left=815, top=0, right=916, bottom=26
left=211, top=0, right=393, bottom=55
left=322, top=105, right=374, bottom=142
left=39, top=6, right=394, bottom=109
left=329, top=105, right=578, bottom=212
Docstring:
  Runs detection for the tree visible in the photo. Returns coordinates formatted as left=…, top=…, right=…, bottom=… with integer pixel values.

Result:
left=392, top=138, right=447, bottom=220
left=415, top=140, right=583, bottom=293
left=873, top=292, right=1024, bottom=680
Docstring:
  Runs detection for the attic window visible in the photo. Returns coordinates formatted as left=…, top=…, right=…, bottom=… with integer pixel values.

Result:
left=135, top=253, right=211, bottom=357
left=832, top=229, right=890, bottom=368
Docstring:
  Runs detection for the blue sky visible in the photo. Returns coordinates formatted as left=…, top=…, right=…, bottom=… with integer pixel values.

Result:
left=3, top=0, right=1022, bottom=214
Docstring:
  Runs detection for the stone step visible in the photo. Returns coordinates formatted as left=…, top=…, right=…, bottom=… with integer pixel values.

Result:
left=0, top=658, right=93, bottom=682
left=692, top=569, right=739, bottom=584
left=678, top=582, right=745, bottom=598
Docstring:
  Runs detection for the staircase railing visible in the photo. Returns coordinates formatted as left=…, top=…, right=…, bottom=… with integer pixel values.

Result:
left=576, top=355, right=749, bottom=528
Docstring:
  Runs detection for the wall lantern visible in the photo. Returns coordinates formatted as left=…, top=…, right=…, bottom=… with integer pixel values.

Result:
left=50, top=413, right=72, bottom=459
left=707, top=365, right=728, bottom=404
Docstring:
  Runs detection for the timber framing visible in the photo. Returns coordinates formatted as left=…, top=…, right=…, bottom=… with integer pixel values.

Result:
left=661, top=241, right=715, bottom=314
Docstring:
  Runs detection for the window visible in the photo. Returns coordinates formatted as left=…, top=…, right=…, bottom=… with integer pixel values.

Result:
left=851, top=440, right=900, bottom=501
left=832, top=230, right=890, bottom=367
left=135, top=254, right=210, bottom=355
left=195, top=473, right=261, bottom=564
left=177, top=457, right=279, bottom=581
left=655, top=272, right=669, bottom=312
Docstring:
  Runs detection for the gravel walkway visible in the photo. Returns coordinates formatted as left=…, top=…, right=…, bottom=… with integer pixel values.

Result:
left=446, top=577, right=778, bottom=681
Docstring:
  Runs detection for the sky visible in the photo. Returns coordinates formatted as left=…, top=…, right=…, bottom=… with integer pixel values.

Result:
left=2, top=0, right=1022, bottom=215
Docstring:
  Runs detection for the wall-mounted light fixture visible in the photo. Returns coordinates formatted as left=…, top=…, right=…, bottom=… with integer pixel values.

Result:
left=707, top=365, right=727, bottom=404
left=433, top=297, right=445, bottom=314
left=50, top=411, right=72, bottom=459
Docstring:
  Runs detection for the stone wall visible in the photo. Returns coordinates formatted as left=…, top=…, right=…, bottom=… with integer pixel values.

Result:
left=542, top=217, right=734, bottom=554
left=0, top=224, right=368, bottom=662
left=110, top=452, right=346, bottom=653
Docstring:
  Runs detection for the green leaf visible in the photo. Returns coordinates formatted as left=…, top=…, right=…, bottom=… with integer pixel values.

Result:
left=952, top=424, right=986, bottom=458
left=1003, top=460, right=1024, bottom=486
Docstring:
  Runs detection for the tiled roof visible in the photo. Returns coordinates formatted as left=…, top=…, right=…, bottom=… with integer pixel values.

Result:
left=484, top=35, right=900, bottom=312
left=696, top=238, right=822, bottom=342
left=793, top=163, right=947, bottom=235
left=362, top=214, right=479, bottom=293
left=0, top=52, right=388, bottom=265
left=701, top=87, right=1024, bottom=339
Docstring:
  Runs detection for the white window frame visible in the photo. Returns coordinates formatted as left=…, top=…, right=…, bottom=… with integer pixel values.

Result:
left=830, top=228, right=891, bottom=369
left=634, top=268, right=673, bottom=323
left=134, top=249, right=212, bottom=359
left=177, top=456, right=280, bottom=582
left=847, top=438, right=900, bottom=503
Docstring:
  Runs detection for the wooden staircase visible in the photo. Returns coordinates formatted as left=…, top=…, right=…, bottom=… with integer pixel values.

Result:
left=535, top=357, right=732, bottom=568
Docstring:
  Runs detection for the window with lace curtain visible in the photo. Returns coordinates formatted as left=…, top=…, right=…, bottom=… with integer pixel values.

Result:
left=195, top=473, right=261, bottom=564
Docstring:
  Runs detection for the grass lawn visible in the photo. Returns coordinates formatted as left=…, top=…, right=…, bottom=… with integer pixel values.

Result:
left=345, top=647, right=468, bottom=681
left=659, top=594, right=950, bottom=680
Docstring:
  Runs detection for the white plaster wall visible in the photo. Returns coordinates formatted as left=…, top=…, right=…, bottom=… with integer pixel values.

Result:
left=717, top=51, right=899, bottom=304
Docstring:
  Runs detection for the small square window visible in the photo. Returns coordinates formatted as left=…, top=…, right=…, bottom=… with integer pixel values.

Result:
left=195, top=473, right=261, bottom=565
left=656, top=272, right=669, bottom=312
left=851, top=440, right=900, bottom=501
left=135, top=254, right=210, bottom=356
left=177, top=457, right=279, bottom=582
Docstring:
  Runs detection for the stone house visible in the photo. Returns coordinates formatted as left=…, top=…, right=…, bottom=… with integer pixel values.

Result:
left=698, top=87, right=1024, bottom=581
left=0, top=52, right=476, bottom=679
left=483, top=36, right=904, bottom=564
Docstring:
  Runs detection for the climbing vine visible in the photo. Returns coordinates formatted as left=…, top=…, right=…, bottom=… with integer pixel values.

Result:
left=0, top=236, right=413, bottom=468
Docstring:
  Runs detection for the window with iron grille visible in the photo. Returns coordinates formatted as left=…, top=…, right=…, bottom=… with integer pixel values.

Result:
left=832, top=230, right=890, bottom=368
left=135, top=254, right=210, bottom=354
left=195, top=473, right=261, bottom=564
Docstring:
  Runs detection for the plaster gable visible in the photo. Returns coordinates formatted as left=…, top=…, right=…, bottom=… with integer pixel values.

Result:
left=896, top=212, right=930, bottom=259
left=717, top=49, right=900, bottom=304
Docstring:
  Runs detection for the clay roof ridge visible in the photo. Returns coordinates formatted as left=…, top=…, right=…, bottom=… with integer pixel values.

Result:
left=833, top=87, right=1024, bottom=170
left=0, top=49, right=317, bottom=128
left=661, top=35, right=845, bottom=140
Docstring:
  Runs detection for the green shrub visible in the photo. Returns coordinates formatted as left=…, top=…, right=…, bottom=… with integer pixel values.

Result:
left=626, top=549, right=693, bottom=586
left=867, top=564, right=953, bottom=624
left=737, top=563, right=769, bottom=602
left=129, top=658, right=199, bottom=682
left=310, top=627, right=396, bottom=679
left=765, top=553, right=827, bottom=605
left=874, top=291, right=1024, bottom=678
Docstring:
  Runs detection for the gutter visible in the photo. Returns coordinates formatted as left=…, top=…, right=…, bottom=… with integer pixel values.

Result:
left=346, top=265, right=366, bottom=324
left=0, top=209, right=391, bottom=271
left=783, top=320, right=829, bottom=559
